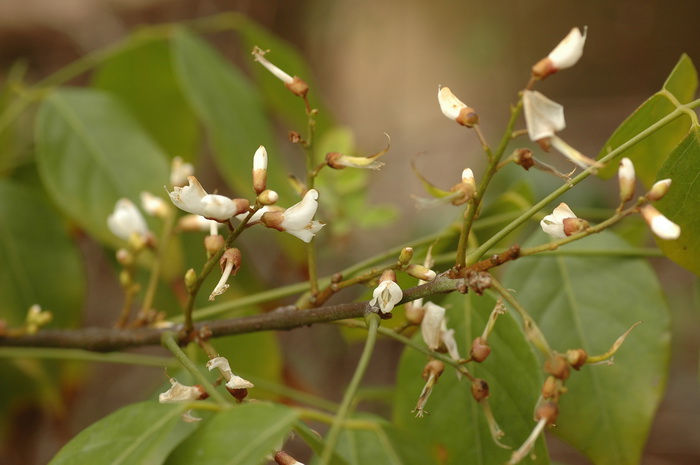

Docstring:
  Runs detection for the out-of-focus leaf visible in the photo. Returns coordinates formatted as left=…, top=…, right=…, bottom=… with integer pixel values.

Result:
left=35, top=88, right=170, bottom=246
left=597, top=54, right=698, bottom=186
left=0, top=179, right=84, bottom=327
left=655, top=127, right=700, bottom=275
left=477, top=179, right=534, bottom=245
left=170, top=29, right=293, bottom=202
left=49, top=402, right=195, bottom=465
left=230, top=13, right=333, bottom=135
left=310, top=414, right=434, bottom=465
left=167, top=402, right=298, bottom=465
left=92, top=37, right=199, bottom=160
left=393, top=292, right=548, bottom=464
left=503, top=230, right=670, bottom=465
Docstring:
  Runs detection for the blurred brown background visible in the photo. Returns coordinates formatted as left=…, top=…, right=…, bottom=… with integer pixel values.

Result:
left=1, top=0, right=698, bottom=464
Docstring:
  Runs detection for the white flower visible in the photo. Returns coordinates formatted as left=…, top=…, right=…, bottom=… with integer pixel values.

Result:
left=547, top=27, right=587, bottom=71
left=158, top=378, right=205, bottom=403
left=421, top=302, right=446, bottom=351
left=369, top=272, right=403, bottom=314
left=107, top=198, right=150, bottom=241
left=438, top=86, right=479, bottom=127
left=206, top=356, right=255, bottom=390
left=640, top=205, right=680, bottom=240
left=170, top=156, right=195, bottom=187
left=261, top=190, right=324, bottom=242
left=540, top=202, right=577, bottom=238
left=532, top=27, right=588, bottom=79
left=167, top=176, right=249, bottom=222
left=522, top=91, right=565, bottom=141
left=523, top=91, right=601, bottom=169
left=140, top=191, right=168, bottom=218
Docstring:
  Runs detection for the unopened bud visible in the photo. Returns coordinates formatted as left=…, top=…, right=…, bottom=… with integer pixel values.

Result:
left=274, top=450, right=304, bottom=465
left=184, top=268, right=197, bottom=292
left=514, top=148, right=535, bottom=170
left=116, top=248, right=133, bottom=266
left=646, top=178, right=672, bottom=201
left=562, top=217, right=589, bottom=236
left=532, top=27, right=587, bottom=80
left=227, top=387, right=249, bottom=403
left=541, top=376, right=559, bottom=399
left=204, top=234, right=225, bottom=257
left=470, top=337, right=491, bottom=363
left=544, top=354, right=570, bottom=380
left=471, top=378, right=490, bottom=402
left=252, top=145, right=268, bottom=194
left=438, top=86, right=479, bottom=128
left=535, top=401, right=559, bottom=425
left=422, top=359, right=445, bottom=380
left=405, top=264, right=437, bottom=281
left=640, top=205, right=681, bottom=240
left=618, top=157, right=636, bottom=204
left=399, top=247, right=414, bottom=265
left=379, top=269, right=397, bottom=284
left=288, top=131, right=302, bottom=144
left=565, top=348, right=588, bottom=370
left=119, top=270, right=131, bottom=287
left=257, top=189, right=279, bottom=205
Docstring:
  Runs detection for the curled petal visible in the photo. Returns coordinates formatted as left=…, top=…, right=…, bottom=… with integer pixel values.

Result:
left=540, top=202, right=577, bottom=238
left=370, top=280, right=403, bottom=314
left=522, top=90, right=565, bottom=141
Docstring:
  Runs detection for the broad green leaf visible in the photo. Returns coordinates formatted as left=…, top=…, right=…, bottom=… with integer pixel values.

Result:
left=170, top=29, right=293, bottom=202
left=167, top=403, right=298, bottom=465
left=35, top=88, right=170, bottom=246
left=655, top=127, right=700, bottom=275
left=503, top=230, right=670, bottom=465
left=597, top=55, right=698, bottom=186
left=393, top=292, right=548, bottom=465
left=0, top=179, right=84, bottom=327
left=231, top=13, right=333, bottom=136
left=49, top=402, right=195, bottom=465
left=92, top=37, right=199, bottom=160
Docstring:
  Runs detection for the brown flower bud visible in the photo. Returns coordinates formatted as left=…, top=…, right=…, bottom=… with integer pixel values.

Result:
left=285, top=76, right=309, bottom=98
left=471, top=378, right=490, bottom=402
left=204, top=234, right=225, bottom=257
left=535, top=401, right=559, bottom=425
left=544, top=354, right=570, bottom=380
left=541, top=376, right=559, bottom=399
left=405, top=303, right=425, bottom=325
left=227, top=387, right=248, bottom=402
left=565, top=348, right=588, bottom=370
left=288, top=131, right=302, bottom=144
left=274, top=450, right=303, bottom=465
left=562, top=217, right=589, bottom=236
left=470, top=337, right=491, bottom=363
left=422, top=360, right=445, bottom=381
left=515, top=148, right=535, bottom=170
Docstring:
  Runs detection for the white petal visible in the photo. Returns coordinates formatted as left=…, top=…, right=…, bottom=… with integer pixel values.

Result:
left=282, top=189, right=320, bottom=230
left=548, top=27, right=587, bottom=70
left=421, top=302, right=446, bottom=351
left=522, top=90, right=566, bottom=141
left=438, top=86, right=467, bottom=121
left=168, top=176, right=207, bottom=215
left=253, top=145, right=268, bottom=171
left=225, top=375, right=254, bottom=390
left=107, top=199, right=149, bottom=240
left=158, top=378, right=202, bottom=403
left=236, top=206, right=271, bottom=223
left=201, top=194, right=238, bottom=221
left=540, top=202, right=576, bottom=238
left=284, top=220, right=325, bottom=243
left=370, top=280, right=403, bottom=314
left=618, top=158, right=635, bottom=182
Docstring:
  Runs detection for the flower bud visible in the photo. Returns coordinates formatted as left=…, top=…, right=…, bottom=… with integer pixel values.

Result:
left=204, top=234, right=225, bottom=257
left=405, top=264, right=437, bottom=281
left=470, top=337, right=491, bottom=363
left=535, top=401, right=559, bottom=425
left=541, top=376, right=559, bottom=399
left=422, top=359, right=445, bottom=380
left=562, top=217, right=589, bottom=236
left=646, top=178, right=672, bottom=201
left=140, top=191, right=169, bottom=218
left=544, top=354, right=570, bottom=380
left=399, top=247, right=414, bottom=265
left=565, top=348, right=588, bottom=370
left=640, top=205, right=681, bottom=240
left=288, top=131, right=302, bottom=144
left=438, top=86, right=479, bottom=127
left=184, top=268, right=197, bottom=292
left=514, top=148, right=535, bottom=170
left=532, top=27, right=587, bottom=79
left=274, top=451, right=305, bottom=465
left=257, top=189, right=279, bottom=205
left=116, top=248, right=133, bottom=266
left=405, top=302, right=425, bottom=325
left=618, top=157, right=636, bottom=204
left=252, top=145, right=268, bottom=194
left=471, top=378, right=490, bottom=402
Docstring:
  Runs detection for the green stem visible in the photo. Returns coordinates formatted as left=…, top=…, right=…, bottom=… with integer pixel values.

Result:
left=489, top=278, right=551, bottom=357
left=466, top=104, right=690, bottom=265
left=455, top=98, right=524, bottom=267
left=0, top=347, right=177, bottom=367
left=319, top=312, right=379, bottom=465
left=161, top=331, right=228, bottom=406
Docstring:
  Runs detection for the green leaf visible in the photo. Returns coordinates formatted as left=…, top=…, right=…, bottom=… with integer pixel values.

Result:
left=0, top=179, right=84, bottom=327
left=170, top=29, right=293, bottom=202
left=35, top=88, right=170, bottom=246
left=92, top=37, right=199, bottom=160
left=503, top=230, right=670, bottom=465
left=167, top=403, right=298, bottom=465
left=597, top=54, right=698, bottom=186
left=392, top=292, right=548, bottom=465
left=49, top=402, right=195, bottom=465
left=655, top=127, right=700, bottom=275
